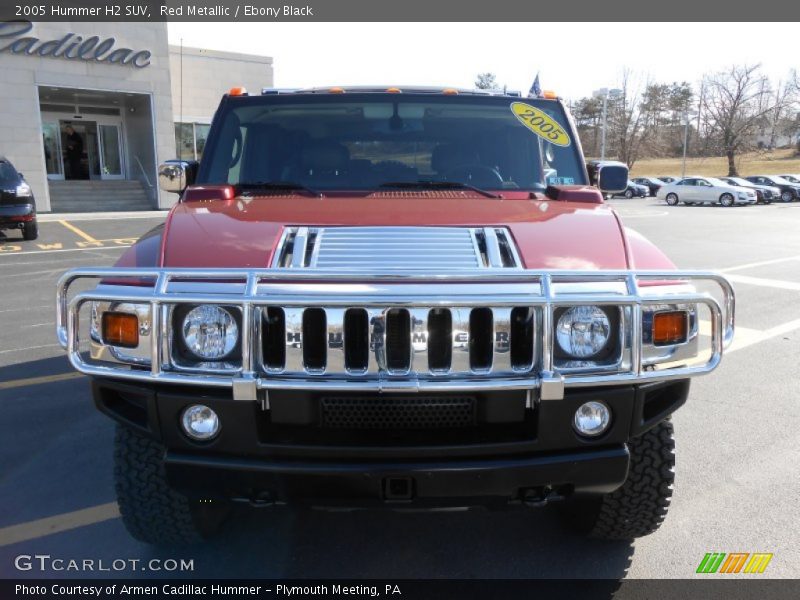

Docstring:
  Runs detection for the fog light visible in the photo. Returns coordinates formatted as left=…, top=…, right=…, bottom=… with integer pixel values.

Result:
left=573, top=401, right=611, bottom=437
left=181, top=404, right=220, bottom=441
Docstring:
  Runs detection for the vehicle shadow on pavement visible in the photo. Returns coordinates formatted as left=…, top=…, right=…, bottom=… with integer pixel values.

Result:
left=142, top=506, right=634, bottom=581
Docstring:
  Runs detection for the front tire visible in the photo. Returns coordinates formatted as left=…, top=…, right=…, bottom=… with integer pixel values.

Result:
left=720, top=193, right=734, bottom=207
left=781, top=190, right=793, bottom=202
left=562, top=421, right=676, bottom=540
left=665, top=193, right=679, bottom=206
left=624, top=189, right=633, bottom=199
left=114, top=426, right=228, bottom=545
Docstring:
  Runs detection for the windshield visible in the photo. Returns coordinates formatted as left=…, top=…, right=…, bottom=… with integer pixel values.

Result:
left=769, top=176, right=794, bottom=185
left=727, top=177, right=750, bottom=186
left=780, top=175, right=799, bottom=183
left=199, top=94, right=586, bottom=193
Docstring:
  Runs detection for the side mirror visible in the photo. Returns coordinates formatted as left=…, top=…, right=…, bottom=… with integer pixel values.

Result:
left=158, top=160, right=198, bottom=194
left=587, top=161, right=628, bottom=194
left=18, top=172, right=23, bottom=179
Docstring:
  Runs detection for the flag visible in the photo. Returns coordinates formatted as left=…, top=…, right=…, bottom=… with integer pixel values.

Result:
left=529, top=73, right=542, bottom=98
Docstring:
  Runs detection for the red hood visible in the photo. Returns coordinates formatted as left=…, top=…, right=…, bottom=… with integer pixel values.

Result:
left=159, top=195, right=631, bottom=270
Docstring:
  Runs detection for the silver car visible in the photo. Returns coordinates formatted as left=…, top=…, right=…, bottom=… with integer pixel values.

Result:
left=657, top=176, right=757, bottom=207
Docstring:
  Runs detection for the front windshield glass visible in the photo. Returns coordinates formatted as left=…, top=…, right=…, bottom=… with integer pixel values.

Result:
left=199, top=94, right=586, bottom=192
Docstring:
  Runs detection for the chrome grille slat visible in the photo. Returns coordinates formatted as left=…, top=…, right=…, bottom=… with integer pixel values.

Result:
left=491, top=307, right=513, bottom=373
left=449, top=308, right=472, bottom=374
left=283, top=308, right=305, bottom=372
left=409, top=308, right=430, bottom=375
left=325, top=308, right=346, bottom=374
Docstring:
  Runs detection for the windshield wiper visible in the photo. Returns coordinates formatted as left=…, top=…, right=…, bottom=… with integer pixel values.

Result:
left=237, top=181, right=323, bottom=197
left=378, top=180, right=500, bottom=199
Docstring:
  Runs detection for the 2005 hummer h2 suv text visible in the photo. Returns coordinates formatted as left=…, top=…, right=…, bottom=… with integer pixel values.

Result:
left=57, top=86, right=734, bottom=544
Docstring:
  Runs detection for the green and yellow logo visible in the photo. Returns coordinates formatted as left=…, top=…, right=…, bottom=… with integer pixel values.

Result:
left=696, top=552, right=773, bottom=574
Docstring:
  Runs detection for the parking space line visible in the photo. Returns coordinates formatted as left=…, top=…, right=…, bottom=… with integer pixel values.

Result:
left=700, top=318, right=800, bottom=354
left=0, top=343, right=60, bottom=355
left=58, top=220, right=100, bottom=245
left=725, top=274, right=800, bottom=291
left=0, top=502, right=119, bottom=547
left=0, top=372, right=84, bottom=391
left=721, top=255, right=800, bottom=273
left=0, top=245, right=131, bottom=258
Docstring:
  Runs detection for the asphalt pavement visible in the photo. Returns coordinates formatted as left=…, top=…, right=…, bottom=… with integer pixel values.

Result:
left=0, top=200, right=798, bottom=580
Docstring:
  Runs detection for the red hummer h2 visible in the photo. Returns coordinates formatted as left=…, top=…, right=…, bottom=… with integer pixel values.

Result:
left=57, top=87, right=734, bottom=544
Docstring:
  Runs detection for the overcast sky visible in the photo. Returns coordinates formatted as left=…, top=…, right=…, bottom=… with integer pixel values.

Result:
left=168, top=22, right=798, bottom=101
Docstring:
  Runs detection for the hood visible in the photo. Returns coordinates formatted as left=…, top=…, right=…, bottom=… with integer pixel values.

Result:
left=158, top=194, right=631, bottom=270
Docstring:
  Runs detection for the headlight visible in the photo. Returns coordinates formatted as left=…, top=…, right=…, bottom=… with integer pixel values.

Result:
left=181, top=305, right=238, bottom=360
left=556, top=305, right=611, bottom=358
left=737, top=192, right=747, bottom=199
left=15, top=182, right=32, bottom=197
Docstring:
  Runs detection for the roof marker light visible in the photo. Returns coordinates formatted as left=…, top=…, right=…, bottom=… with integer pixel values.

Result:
left=228, top=87, right=248, bottom=96
left=442, top=88, right=459, bottom=95
left=329, top=87, right=346, bottom=94
left=386, top=87, right=402, bottom=94
left=542, top=90, right=558, bottom=99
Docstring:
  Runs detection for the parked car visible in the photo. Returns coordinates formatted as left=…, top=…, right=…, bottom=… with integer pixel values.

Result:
left=657, top=176, right=757, bottom=206
left=0, top=156, right=38, bottom=240
left=717, top=176, right=778, bottom=204
left=631, top=177, right=665, bottom=196
left=776, top=174, right=800, bottom=185
left=745, top=175, right=800, bottom=202
left=614, top=180, right=649, bottom=198
left=658, top=176, right=680, bottom=184
left=56, top=86, right=734, bottom=546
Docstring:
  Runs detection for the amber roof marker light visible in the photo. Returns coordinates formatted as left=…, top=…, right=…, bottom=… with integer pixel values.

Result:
left=228, top=87, right=248, bottom=96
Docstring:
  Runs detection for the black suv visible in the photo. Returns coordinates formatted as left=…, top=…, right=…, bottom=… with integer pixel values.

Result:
left=0, top=157, right=38, bottom=240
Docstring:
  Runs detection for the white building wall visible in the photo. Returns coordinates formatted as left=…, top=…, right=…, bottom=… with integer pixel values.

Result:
left=169, top=46, right=274, bottom=123
left=0, top=21, right=175, bottom=211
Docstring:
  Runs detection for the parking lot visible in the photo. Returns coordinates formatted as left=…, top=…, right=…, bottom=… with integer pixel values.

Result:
left=0, top=199, right=798, bottom=580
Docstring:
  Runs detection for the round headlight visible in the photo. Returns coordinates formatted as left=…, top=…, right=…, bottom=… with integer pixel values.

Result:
left=181, top=305, right=238, bottom=360
left=556, top=305, right=611, bottom=358
left=181, top=404, right=220, bottom=441
left=573, top=401, right=611, bottom=437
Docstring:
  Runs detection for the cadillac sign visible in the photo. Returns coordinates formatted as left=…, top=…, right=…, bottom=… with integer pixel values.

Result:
left=0, top=21, right=151, bottom=68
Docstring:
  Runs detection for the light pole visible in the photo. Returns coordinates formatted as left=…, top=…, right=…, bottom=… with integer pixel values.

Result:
left=681, top=110, right=699, bottom=178
left=593, top=88, right=623, bottom=161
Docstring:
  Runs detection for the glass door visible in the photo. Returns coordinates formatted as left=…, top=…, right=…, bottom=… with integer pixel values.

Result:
left=98, top=124, right=124, bottom=180
left=42, top=121, right=64, bottom=180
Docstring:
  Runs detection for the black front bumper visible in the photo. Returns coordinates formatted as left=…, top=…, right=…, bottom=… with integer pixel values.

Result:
left=92, top=378, right=689, bottom=507
left=164, top=446, right=630, bottom=507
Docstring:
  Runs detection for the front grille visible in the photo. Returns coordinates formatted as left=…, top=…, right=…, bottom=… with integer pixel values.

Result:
left=320, top=396, right=476, bottom=429
left=261, top=306, right=535, bottom=376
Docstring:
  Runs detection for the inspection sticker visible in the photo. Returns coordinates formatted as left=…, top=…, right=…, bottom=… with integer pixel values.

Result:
left=511, top=102, right=571, bottom=147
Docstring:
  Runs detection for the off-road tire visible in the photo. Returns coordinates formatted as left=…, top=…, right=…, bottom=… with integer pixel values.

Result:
left=665, top=193, right=679, bottom=206
left=22, top=221, right=38, bottom=241
left=562, top=421, right=676, bottom=540
left=114, top=425, right=227, bottom=545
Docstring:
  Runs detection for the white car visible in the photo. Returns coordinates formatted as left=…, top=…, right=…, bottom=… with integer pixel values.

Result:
left=657, top=176, right=757, bottom=207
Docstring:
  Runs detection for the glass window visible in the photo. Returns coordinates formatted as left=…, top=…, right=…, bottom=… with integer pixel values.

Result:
left=199, top=94, right=586, bottom=193
left=175, top=123, right=194, bottom=160
left=195, top=124, right=210, bottom=161
left=0, top=161, right=17, bottom=183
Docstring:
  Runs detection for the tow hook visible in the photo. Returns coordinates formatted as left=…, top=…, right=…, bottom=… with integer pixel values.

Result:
left=522, top=486, right=564, bottom=508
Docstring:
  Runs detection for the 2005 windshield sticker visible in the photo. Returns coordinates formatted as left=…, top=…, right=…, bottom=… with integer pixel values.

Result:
left=510, top=102, right=571, bottom=147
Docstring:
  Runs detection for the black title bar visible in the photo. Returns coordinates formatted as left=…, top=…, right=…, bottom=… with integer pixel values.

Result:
left=0, top=0, right=797, bottom=22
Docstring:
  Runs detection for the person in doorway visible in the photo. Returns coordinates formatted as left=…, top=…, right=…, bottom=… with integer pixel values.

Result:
left=63, top=125, right=84, bottom=179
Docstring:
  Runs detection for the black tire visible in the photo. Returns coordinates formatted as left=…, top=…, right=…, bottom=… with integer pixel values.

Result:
left=624, top=189, right=633, bottom=199
left=781, top=190, right=793, bottom=203
left=22, top=220, right=38, bottom=241
left=562, top=421, right=676, bottom=541
left=720, top=193, right=734, bottom=207
left=114, top=425, right=228, bottom=545
left=665, top=193, right=679, bottom=206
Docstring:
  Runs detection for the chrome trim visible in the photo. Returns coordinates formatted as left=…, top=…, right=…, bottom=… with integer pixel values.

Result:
left=271, top=226, right=522, bottom=271
left=57, top=268, right=735, bottom=400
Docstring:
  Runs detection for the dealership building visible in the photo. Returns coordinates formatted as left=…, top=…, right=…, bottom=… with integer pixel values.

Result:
left=0, top=21, right=274, bottom=212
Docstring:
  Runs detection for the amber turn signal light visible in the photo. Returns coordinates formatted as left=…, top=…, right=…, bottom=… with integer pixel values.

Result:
left=652, top=311, right=688, bottom=346
left=102, top=313, right=139, bottom=348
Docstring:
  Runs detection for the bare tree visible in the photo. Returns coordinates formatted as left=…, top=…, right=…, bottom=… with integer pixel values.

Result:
left=607, top=71, right=646, bottom=169
left=701, top=65, right=783, bottom=175
left=474, top=73, right=498, bottom=90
